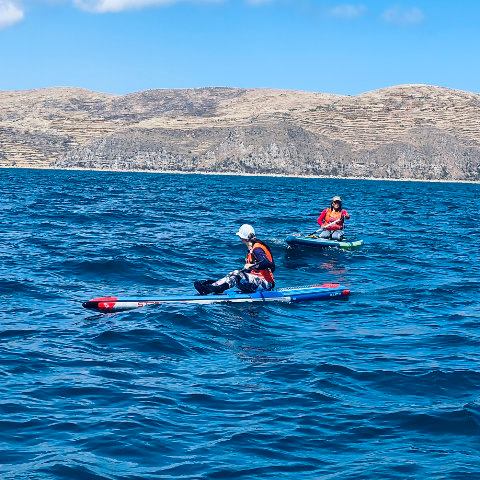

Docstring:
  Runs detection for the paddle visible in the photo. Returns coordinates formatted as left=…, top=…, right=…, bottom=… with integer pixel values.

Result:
left=306, top=216, right=345, bottom=237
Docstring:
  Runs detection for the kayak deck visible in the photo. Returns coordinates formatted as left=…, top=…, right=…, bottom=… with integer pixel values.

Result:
left=83, top=283, right=350, bottom=313
left=286, top=234, right=364, bottom=249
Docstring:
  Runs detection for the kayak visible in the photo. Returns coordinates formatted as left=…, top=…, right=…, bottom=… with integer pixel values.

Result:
left=286, top=234, right=364, bottom=249
left=83, top=283, right=350, bottom=313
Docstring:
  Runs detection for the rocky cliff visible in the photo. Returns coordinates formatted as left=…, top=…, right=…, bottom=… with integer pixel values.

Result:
left=1, top=84, right=479, bottom=181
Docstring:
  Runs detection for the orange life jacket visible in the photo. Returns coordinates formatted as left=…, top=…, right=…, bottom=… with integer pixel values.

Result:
left=323, top=208, right=344, bottom=230
left=246, top=241, right=275, bottom=284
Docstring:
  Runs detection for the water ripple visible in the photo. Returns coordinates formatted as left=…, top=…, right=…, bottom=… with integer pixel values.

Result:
left=0, top=169, right=479, bottom=479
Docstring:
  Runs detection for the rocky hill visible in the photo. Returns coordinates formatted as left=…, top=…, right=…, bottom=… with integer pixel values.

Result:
left=1, top=84, right=479, bottom=181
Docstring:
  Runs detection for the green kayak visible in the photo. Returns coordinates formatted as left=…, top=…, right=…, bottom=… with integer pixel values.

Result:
left=286, top=234, right=364, bottom=249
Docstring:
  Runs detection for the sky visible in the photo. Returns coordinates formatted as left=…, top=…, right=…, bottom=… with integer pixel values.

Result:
left=0, top=0, right=479, bottom=94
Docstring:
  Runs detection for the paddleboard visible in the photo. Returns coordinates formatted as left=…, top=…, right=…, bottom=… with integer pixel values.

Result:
left=286, top=234, right=364, bottom=249
left=83, top=283, right=350, bottom=313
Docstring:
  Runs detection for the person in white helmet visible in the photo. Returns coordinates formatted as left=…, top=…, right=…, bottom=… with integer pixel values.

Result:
left=317, top=196, right=350, bottom=240
left=194, top=224, right=275, bottom=295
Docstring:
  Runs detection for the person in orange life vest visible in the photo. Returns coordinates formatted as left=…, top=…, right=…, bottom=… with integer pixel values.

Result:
left=317, top=196, right=350, bottom=240
left=194, top=224, right=275, bottom=295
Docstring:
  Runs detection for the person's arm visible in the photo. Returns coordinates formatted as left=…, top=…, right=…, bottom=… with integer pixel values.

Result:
left=342, top=209, right=350, bottom=219
left=245, top=247, right=275, bottom=271
left=317, top=209, right=327, bottom=226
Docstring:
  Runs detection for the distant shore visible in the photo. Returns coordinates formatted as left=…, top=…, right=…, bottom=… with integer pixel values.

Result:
left=2, top=85, right=479, bottom=183
left=2, top=165, right=479, bottom=185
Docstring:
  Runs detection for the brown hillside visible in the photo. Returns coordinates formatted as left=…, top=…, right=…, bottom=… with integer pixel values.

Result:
left=0, top=85, right=479, bottom=181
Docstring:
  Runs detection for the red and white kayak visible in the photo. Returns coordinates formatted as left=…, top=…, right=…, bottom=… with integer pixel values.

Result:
left=83, top=283, right=350, bottom=313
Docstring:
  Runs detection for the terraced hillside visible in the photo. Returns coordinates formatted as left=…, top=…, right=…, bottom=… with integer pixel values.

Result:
left=1, top=84, right=479, bottom=180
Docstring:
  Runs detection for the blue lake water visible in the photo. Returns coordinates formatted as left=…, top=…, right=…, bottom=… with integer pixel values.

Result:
left=1, top=168, right=479, bottom=479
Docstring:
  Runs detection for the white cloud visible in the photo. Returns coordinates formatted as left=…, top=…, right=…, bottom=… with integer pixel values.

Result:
left=0, top=0, right=24, bottom=28
left=245, top=0, right=274, bottom=5
left=74, top=0, right=173, bottom=12
left=74, top=0, right=221, bottom=13
left=382, top=6, right=424, bottom=25
left=328, top=4, right=366, bottom=19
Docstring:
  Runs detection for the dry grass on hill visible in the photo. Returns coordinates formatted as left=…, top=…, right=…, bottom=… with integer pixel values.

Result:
left=1, top=84, right=479, bottom=181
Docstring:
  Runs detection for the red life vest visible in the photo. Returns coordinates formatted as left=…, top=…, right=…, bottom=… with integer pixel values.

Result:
left=246, top=241, right=275, bottom=284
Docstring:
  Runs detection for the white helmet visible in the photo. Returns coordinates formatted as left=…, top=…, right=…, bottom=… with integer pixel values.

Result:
left=331, top=196, right=342, bottom=203
left=236, top=224, right=256, bottom=240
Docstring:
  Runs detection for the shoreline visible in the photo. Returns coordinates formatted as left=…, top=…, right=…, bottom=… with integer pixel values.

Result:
left=1, top=165, right=479, bottom=185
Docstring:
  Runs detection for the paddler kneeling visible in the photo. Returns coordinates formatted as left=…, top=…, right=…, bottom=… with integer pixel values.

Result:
left=194, top=224, right=275, bottom=295
left=317, top=195, right=350, bottom=240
